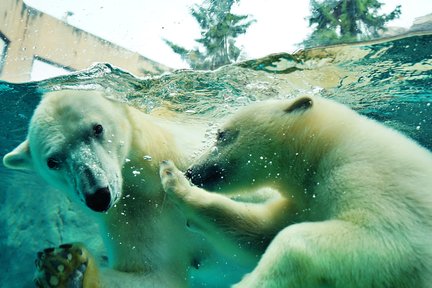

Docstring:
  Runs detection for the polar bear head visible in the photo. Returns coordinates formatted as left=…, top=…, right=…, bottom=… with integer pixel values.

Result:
left=186, top=96, right=318, bottom=193
left=3, top=90, right=132, bottom=212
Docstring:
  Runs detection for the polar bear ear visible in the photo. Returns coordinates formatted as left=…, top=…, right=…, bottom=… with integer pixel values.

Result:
left=3, top=140, right=34, bottom=171
left=284, top=97, right=313, bottom=113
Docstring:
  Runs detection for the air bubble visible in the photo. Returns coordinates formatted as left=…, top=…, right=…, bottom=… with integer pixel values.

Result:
left=49, top=276, right=59, bottom=286
left=143, top=155, right=152, bottom=161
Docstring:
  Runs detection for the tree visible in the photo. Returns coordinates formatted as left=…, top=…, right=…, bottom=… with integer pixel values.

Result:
left=164, top=0, right=255, bottom=70
left=302, top=0, right=401, bottom=47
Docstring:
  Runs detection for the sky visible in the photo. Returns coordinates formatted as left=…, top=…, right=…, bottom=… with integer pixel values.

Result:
left=24, top=0, right=432, bottom=69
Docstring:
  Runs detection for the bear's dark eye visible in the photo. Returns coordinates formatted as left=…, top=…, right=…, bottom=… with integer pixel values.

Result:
left=216, top=129, right=239, bottom=145
left=47, top=158, right=60, bottom=170
left=93, top=124, right=104, bottom=136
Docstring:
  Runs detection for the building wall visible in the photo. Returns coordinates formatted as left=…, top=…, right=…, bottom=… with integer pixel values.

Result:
left=0, top=0, right=170, bottom=83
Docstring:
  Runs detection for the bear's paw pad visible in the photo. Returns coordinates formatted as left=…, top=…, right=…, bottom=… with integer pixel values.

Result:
left=34, top=243, right=90, bottom=288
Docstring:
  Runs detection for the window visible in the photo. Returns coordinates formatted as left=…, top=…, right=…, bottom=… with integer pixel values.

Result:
left=30, top=56, right=73, bottom=81
left=0, top=32, right=9, bottom=75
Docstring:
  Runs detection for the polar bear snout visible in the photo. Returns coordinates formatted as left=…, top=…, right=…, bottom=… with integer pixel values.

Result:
left=84, top=187, right=112, bottom=212
left=185, top=163, right=224, bottom=191
left=184, top=165, right=206, bottom=186
left=184, top=168, right=193, bottom=181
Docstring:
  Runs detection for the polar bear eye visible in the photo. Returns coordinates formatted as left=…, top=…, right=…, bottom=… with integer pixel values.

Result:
left=47, top=158, right=60, bottom=170
left=93, top=124, right=104, bottom=136
left=216, top=129, right=239, bottom=145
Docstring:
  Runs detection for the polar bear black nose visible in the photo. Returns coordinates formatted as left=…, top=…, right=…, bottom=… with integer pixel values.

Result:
left=85, top=187, right=111, bottom=212
left=184, top=168, right=193, bottom=180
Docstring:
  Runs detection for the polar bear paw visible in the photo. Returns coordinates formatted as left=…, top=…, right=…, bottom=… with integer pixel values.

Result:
left=160, top=160, right=192, bottom=200
left=34, top=243, right=99, bottom=288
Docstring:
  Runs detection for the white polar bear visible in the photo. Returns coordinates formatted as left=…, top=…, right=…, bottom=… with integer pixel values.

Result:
left=160, top=96, right=432, bottom=288
left=3, top=90, right=251, bottom=287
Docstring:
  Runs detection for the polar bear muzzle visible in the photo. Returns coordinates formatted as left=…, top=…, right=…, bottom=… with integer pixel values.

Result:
left=185, top=163, right=226, bottom=191
left=70, top=151, right=121, bottom=213
left=84, top=187, right=112, bottom=212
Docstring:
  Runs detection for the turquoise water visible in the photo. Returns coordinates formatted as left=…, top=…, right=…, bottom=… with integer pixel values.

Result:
left=0, top=32, right=431, bottom=287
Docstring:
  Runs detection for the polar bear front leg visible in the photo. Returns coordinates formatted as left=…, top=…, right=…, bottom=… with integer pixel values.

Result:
left=159, top=161, right=294, bottom=253
left=34, top=243, right=100, bottom=288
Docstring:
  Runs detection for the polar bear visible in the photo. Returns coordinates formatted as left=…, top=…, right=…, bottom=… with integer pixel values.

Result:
left=3, top=90, right=250, bottom=287
left=160, top=96, right=432, bottom=288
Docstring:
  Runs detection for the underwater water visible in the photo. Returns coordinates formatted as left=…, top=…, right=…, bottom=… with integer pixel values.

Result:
left=0, top=32, right=431, bottom=287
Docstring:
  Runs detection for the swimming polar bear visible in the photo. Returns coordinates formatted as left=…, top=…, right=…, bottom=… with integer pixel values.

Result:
left=3, top=90, right=251, bottom=287
left=160, top=96, right=432, bottom=288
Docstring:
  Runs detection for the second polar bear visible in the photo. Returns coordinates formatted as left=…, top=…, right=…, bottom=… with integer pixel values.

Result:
left=3, top=90, right=251, bottom=287
left=160, top=96, right=432, bottom=288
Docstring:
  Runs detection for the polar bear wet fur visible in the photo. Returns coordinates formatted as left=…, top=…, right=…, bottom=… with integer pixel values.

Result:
left=160, top=95, right=432, bottom=288
left=3, top=90, right=248, bottom=287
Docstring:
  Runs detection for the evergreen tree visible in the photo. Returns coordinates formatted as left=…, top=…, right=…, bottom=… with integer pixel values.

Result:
left=164, top=0, right=255, bottom=70
left=302, top=0, right=401, bottom=47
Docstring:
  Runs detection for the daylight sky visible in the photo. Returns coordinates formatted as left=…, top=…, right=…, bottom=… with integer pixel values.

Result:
left=24, top=0, right=432, bottom=69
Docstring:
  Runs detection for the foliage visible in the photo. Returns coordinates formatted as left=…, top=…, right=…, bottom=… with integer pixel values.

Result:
left=164, top=0, right=255, bottom=70
left=302, top=0, right=401, bottom=47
